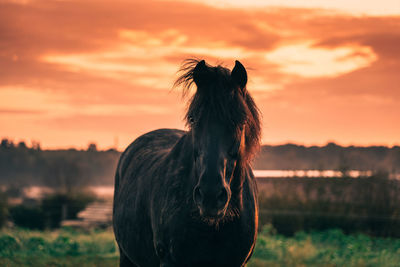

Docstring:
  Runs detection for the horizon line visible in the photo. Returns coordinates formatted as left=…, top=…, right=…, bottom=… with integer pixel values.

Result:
left=1, top=137, right=399, bottom=152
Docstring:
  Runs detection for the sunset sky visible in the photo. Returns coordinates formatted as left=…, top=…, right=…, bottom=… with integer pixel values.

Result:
left=1, top=0, right=399, bottom=149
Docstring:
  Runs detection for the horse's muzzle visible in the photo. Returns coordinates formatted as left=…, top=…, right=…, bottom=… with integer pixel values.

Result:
left=193, top=185, right=230, bottom=219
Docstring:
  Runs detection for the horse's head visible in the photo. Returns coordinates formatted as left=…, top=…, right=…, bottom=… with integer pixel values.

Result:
left=175, top=59, right=261, bottom=221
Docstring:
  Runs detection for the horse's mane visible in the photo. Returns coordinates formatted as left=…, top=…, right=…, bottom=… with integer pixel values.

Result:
left=174, top=59, right=261, bottom=162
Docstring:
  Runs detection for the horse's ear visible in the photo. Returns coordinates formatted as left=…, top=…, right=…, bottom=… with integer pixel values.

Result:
left=193, top=60, right=209, bottom=88
left=231, top=60, right=247, bottom=93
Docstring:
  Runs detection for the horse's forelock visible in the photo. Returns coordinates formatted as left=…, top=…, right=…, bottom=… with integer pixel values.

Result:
left=174, top=59, right=261, bottom=162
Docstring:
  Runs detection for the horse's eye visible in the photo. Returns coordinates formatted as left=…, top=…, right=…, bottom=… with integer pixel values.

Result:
left=193, top=148, right=199, bottom=159
left=229, top=151, right=238, bottom=159
left=229, top=140, right=241, bottom=159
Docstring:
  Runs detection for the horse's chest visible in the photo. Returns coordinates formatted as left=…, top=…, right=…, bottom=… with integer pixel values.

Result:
left=167, top=223, right=251, bottom=266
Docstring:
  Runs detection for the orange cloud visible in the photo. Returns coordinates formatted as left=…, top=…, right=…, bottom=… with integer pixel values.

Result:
left=0, top=0, right=399, bottom=148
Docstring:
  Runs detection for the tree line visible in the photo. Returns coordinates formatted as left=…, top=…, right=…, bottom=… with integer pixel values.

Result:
left=0, top=139, right=120, bottom=189
left=253, top=142, right=400, bottom=174
left=0, top=139, right=399, bottom=188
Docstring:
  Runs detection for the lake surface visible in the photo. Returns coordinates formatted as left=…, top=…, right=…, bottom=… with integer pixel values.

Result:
left=21, top=170, right=380, bottom=199
left=253, top=169, right=372, bottom=178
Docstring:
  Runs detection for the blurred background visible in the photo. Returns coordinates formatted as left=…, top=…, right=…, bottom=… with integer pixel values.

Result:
left=0, top=0, right=399, bottom=266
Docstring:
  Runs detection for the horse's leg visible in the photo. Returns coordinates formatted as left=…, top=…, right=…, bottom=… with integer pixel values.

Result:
left=119, top=248, right=138, bottom=267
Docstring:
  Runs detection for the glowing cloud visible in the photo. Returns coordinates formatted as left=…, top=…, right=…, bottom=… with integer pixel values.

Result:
left=42, top=31, right=377, bottom=95
left=0, top=86, right=169, bottom=118
left=179, top=0, right=400, bottom=16
left=265, top=42, right=377, bottom=78
left=1, top=0, right=399, bottom=148
left=41, top=29, right=250, bottom=90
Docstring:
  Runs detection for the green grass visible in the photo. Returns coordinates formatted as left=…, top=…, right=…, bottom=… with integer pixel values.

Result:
left=0, top=227, right=119, bottom=266
left=1, top=226, right=400, bottom=267
left=249, top=225, right=400, bottom=267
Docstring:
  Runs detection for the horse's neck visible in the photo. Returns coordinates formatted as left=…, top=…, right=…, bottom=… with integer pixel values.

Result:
left=168, top=133, right=193, bottom=164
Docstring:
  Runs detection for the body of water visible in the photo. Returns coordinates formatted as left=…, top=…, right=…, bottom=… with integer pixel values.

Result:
left=253, top=169, right=373, bottom=178
left=20, top=169, right=389, bottom=199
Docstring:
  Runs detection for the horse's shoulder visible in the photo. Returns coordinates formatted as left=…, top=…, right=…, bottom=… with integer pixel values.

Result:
left=142, top=128, right=186, bottom=139
left=117, top=129, right=186, bottom=177
left=128, top=128, right=185, bottom=150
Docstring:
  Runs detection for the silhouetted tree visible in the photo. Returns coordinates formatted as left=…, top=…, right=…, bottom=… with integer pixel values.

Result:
left=31, top=140, right=41, bottom=150
left=338, top=153, right=350, bottom=177
left=43, top=158, right=86, bottom=194
left=1, top=138, right=13, bottom=149
left=17, top=141, right=27, bottom=149
left=87, top=143, right=98, bottom=152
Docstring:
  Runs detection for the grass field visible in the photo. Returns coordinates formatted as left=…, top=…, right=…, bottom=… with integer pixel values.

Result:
left=1, top=226, right=400, bottom=267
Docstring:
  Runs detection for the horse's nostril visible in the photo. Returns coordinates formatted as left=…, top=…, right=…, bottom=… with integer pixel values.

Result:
left=193, top=186, right=203, bottom=204
left=217, top=188, right=228, bottom=207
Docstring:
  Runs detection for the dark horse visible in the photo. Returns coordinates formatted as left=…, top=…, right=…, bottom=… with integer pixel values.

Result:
left=113, top=59, right=261, bottom=267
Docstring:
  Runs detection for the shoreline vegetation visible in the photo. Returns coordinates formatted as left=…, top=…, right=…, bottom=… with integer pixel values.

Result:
left=3, top=175, right=400, bottom=237
left=1, top=138, right=399, bottom=188
left=1, top=226, right=400, bottom=267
